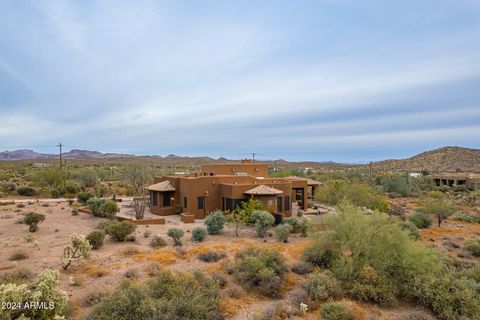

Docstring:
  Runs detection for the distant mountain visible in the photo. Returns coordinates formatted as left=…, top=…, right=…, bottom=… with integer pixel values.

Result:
left=371, top=146, right=480, bottom=173
left=0, top=149, right=134, bottom=160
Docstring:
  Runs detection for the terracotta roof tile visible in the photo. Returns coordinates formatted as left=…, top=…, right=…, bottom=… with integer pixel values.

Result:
left=147, top=180, right=176, bottom=192
left=244, top=185, right=283, bottom=195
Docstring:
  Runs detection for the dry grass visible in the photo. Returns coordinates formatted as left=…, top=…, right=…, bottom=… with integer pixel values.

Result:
left=133, top=249, right=177, bottom=265
left=81, top=263, right=109, bottom=278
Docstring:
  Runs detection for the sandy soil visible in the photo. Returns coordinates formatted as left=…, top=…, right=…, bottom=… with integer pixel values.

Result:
left=0, top=200, right=454, bottom=320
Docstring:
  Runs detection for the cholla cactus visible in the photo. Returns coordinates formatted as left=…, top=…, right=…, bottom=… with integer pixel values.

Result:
left=62, top=233, right=91, bottom=270
left=299, top=303, right=308, bottom=315
left=0, top=270, right=68, bottom=320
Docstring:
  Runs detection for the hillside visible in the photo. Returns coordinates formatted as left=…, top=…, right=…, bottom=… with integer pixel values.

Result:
left=371, top=146, right=480, bottom=173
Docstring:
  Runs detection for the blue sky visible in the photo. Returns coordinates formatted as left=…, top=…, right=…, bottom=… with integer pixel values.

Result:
left=1, top=0, right=479, bottom=162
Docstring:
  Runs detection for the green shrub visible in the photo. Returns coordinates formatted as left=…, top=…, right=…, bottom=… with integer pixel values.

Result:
left=232, top=247, right=287, bottom=297
left=251, top=210, right=274, bottom=238
left=0, top=270, right=68, bottom=320
left=96, top=220, right=117, bottom=230
left=87, top=198, right=105, bottom=216
left=149, top=235, right=167, bottom=248
left=304, top=271, right=342, bottom=302
left=303, top=239, right=339, bottom=268
left=283, top=217, right=300, bottom=231
left=454, top=213, right=480, bottom=223
left=192, top=227, right=207, bottom=242
left=291, top=262, right=313, bottom=275
left=197, top=252, right=226, bottom=263
left=17, top=186, right=36, bottom=196
left=86, top=230, right=105, bottom=249
left=50, top=188, right=61, bottom=198
left=297, top=209, right=304, bottom=217
left=319, top=302, right=354, bottom=320
left=24, top=212, right=45, bottom=232
left=398, top=221, right=421, bottom=240
left=88, top=270, right=224, bottom=320
left=349, top=265, right=397, bottom=306
left=106, top=221, right=136, bottom=242
left=408, top=212, right=432, bottom=229
left=98, top=200, right=119, bottom=219
left=77, top=191, right=93, bottom=205
left=204, top=210, right=227, bottom=235
left=71, top=208, right=79, bottom=216
left=298, top=219, right=309, bottom=237
left=64, top=181, right=79, bottom=194
left=167, top=228, right=184, bottom=246
left=464, top=238, right=480, bottom=256
left=275, top=224, right=292, bottom=243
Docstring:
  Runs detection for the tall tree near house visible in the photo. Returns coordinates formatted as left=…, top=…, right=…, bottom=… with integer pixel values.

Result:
left=419, top=194, right=459, bottom=227
left=229, top=197, right=265, bottom=237
left=124, top=165, right=152, bottom=219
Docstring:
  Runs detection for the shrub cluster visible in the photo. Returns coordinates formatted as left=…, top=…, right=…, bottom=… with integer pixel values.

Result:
left=106, top=221, right=136, bottom=242
left=197, top=252, right=226, bottom=263
left=408, top=211, right=432, bottom=229
left=87, top=199, right=119, bottom=219
left=303, top=271, right=342, bottom=302
left=77, top=191, right=93, bottom=205
left=192, top=227, right=207, bottom=242
left=251, top=210, right=274, bottom=238
left=275, top=223, right=292, bottom=243
left=319, top=302, right=354, bottom=320
left=24, top=212, right=45, bottom=232
left=88, top=270, right=224, bottom=320
left=464, top=238, right=480, bottom=256
left=232, top=247, right=287, bottom=297
left=167, top=228, right=184, bottom=246
left=86, top=230, right=106, bottom=249
left=398, top=221, right=421, bottom=240
left=204, top=210, right=227, bottom=235
left=149, top=235, right=167, bottom=248
left=16, top=186, right=36, bottom=196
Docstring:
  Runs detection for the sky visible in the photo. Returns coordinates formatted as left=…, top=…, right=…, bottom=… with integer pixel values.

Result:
left=1, top=0, right=480, bottom=163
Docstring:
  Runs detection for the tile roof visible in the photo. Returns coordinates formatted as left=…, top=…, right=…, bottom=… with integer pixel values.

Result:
left=244, top=185, right=283, bottom=195
left=147, top=180, right=176, bottom=192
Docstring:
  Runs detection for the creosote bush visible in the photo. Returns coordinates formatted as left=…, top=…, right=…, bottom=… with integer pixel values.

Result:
left=88, top=270, right=224, bottom=320
left=251, top=210, right=274, bottom=238
left=464, top=238, right=480, bottom=256
left=320, top=302, right=354, bottom=320
left=167, top=228, right=184, bottom=246
left=192, top=227, right=207, bottom=242
left=232, top=247, right=287, bottom=297
left=77, top=191, right=93, bottom=205
left=197, top=251, right=226, bottom=263
left=349, top=265, right=397, bottom=306
left=303, top=271, right=342, bottom=302
left=291, top=262, right=313, bottom=275
left=87, top=199, right=119, bottom=219
left=16, top=186, right=36, bottom=196
left=149, top=235, right=167, bottom=248
left=204, top=210, right=227, bottom=235
left=24, top=212, right=45, bottom=232
left=86, top=229, right=106, bottom=250
left=408, top=211, right=432, bottom=229
left=106, top=221, right=136, bottom=242
left=275, top=223, right=293, bottom=243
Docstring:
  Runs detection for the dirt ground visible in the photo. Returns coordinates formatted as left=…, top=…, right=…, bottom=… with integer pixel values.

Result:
left=0, top=200, right=456, bottom=320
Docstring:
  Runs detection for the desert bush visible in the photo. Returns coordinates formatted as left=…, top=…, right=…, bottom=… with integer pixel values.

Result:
left=224, top=285, right=245, bottom=298
left=454, top=212, right=480, bottom=223
left=143, top=230, right=152, bottom=238
left=24, top=212, right=45, bottom=232
left=275, top=223, right=293, bottom=243
left=0, top=269, right=68, bottom=320
left=96, top=220, right=117, bottom=230
left=417, top=197, right=458, bottom=227
left=298, top=219, right=309, bottom=237
left=80, top=289, right=108, bottom=307
left=123, top=246, right=139, bottom=255
left=86, top=230, right=106, bottom=250
left=291, top=261, right=314, bottom=275
left=204, top=210, right=227, bottom=235
left=149, top=235, right=167, bottom=248
left=88, top=270, right=224, bottom=320
left=232, top=247, right=287, bottom=297
left=303, top=239, right=339, bottom=268
left=78, top=168, right=98, bottom=188
left=9, top=250, right=28, bottom=261
left=398, top=221, right=421, bottom=240
left=464, top=238, right=480, bottom=256
left=297, top=209, right=304, bottom=217
left=167, top=228, right=184, bottom=246
left=0, top=268, right=32, bottom=285
left=320, top=302, right=354, bottom=320
left=197, top=251, right=226, bottom=263
left=98, top=200, right=119, bottom=219
left=77, top=191, right=93, bottom=205
left=377, top=174, right=410, bottom=197
left=125, top=234, right=136, bottom=242
left=408, top=212, right=432, bottom=229
left=251, top=210, right=274, bottom=238
left=62, top=233, right=91, bottom=270
left=87, top=198, right=105, bottom=216
left=124, top=269, right=138, bottom=278
left=349, top=265, right=397, bottom=306
left=192, top=227, right=207, bottom=242
left=283, top=217, right=300, bottom=231
left=16, top=186, right=36, bottom=196
left=50, top=188, right=61, bottom=198
left=71, top=208, right=79, bottom=215
left=303, top=271, right=342, bottom=302
left=210, top=271, right=228, bottom=288
left=106, top=221, right=136, bottom=242
left=146, top=262, right=162, bottom=277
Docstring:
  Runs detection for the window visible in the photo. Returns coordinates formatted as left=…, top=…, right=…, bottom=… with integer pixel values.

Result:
left=163, top=192, right=172, bottom=207
left=284, top=196, right=290, bottom=211
left=184, top=197, right=187, bottom=209
left=197, top=196, right=205, bottom=210
left=150, top=191, right=158, bottom=206
left=277, top=196, right=283, bottom=212
left=225, top=198, right=246, bottom=212
left=267, top=199, right=273, bottom=206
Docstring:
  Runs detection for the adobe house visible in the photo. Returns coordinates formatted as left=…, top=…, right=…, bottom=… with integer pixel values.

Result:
left=431, top=173, right=480, bottom=190
left=147, top=160, right=318, bottom=219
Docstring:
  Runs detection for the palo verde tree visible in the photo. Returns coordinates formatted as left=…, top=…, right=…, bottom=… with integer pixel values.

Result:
left=24, top=212, right=45, bottom=232
left=418, top=193, right=459, bottom=227
left=228, top=197, right=265, bottom=237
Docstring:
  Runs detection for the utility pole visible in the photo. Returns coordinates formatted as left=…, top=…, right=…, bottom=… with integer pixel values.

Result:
left=252, top=152, right=255, bottom=163
left=57, top=142, right=63, bottom=170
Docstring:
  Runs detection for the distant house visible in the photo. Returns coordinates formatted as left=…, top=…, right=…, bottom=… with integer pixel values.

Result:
left=409, top=172, right=422, bottom=178
left=431, top=173, right=480, bottom=190
left=147, top=160, right=320, bottom=219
